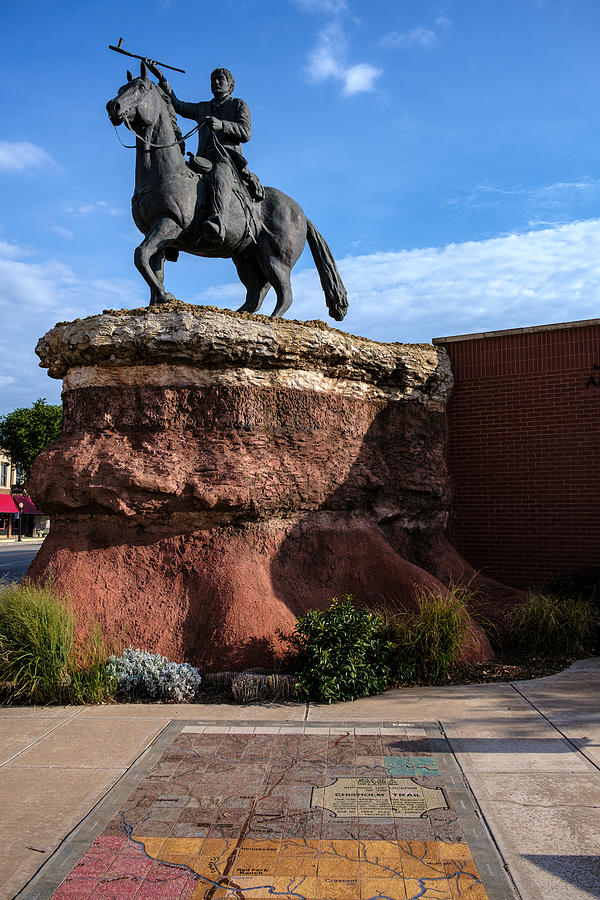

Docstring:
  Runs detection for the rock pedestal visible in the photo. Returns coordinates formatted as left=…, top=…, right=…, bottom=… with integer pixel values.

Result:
left=28, top=303, right=503, bottom=670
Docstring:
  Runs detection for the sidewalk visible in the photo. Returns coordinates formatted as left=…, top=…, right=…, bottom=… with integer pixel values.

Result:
left=0, top=538, right=44, bottom=545
left=2, top=658, right=599, bottom=900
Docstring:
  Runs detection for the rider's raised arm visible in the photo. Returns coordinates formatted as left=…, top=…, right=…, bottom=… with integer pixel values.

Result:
left=145, top=59, right=199, bottom=121
left=159, top=80, right=200, bottom=120
left=145, top=59, right=163, bottom=81
left=219, top=99, right=251, bottom=144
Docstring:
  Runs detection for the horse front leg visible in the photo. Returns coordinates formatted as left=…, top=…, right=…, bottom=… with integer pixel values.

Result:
left=150, top=250, right=165, bottom=289
left=134, top=216, right=182, bottom=305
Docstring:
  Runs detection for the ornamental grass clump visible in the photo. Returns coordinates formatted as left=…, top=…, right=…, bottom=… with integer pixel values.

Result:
left=0, top=580, right=115, bottom=704
left=292, top=595, right=393, bottom=703
left=69, top=624, right=116, bottom=704
left=505, top=592, right=597, bottom=657
left=107, top=648, right=201, bottom=701
left=384, top=585, right=474, bottom=684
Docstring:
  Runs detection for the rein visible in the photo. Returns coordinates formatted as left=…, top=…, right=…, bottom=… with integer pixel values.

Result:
left=113, top=116, right=204, bottom=150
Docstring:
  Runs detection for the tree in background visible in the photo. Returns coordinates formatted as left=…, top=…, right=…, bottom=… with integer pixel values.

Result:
left=0, top=399, right=62, bottom=481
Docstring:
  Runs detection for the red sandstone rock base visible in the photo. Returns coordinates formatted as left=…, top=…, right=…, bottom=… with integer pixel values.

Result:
left=28, top=516, right=493, bottom=670
left=28, top=305, right=523, bottom=671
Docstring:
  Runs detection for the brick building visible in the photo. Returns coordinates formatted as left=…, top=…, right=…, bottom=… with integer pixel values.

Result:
left=0, top=451, right=20, bottom=538
left=0, top=450, right=45, bottom=539
left=433, top=318, right=600, bottom=589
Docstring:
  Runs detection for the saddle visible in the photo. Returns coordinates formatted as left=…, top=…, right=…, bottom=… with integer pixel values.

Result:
left=167, top=149, right=264, bottom=256
left=186, top=151, right=265, bottom=201
left=186, top=153, right=213, bottom=175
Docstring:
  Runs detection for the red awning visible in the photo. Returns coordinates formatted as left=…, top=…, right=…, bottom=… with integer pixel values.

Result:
left=0, top=494, right=18, bottom=514
left=12, top=495, right=44, bottom=515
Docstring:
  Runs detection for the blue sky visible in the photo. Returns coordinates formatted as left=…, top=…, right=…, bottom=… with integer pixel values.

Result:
left=2, top=0, right=600, bottom=413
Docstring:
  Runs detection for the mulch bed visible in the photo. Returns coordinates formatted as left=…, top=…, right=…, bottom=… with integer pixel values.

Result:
left=441, top=653, right=583, bottom=685
left=193, top=652, right=596, bottom=704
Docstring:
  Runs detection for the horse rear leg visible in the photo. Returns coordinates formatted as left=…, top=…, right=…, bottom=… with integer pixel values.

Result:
left=258, top=256, right=293, bottom=318
left=233, top=254, right=271, bottom=313
left=134, top=216, right=182, bottom=305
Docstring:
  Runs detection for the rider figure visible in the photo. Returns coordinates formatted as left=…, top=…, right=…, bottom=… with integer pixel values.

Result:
left=145, top=62, right=258, bottom=244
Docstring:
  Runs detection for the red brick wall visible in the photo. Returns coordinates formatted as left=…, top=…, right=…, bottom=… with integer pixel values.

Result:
left=436, top=321, right=600, bottom=588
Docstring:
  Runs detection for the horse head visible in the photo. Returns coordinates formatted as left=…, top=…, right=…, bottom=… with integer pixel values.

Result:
left=106, top=61, right=158, bottom=129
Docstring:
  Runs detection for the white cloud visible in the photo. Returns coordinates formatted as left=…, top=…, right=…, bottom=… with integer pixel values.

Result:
left=305, top=23, right=381, bottom=95
left=63, top=200, right=124, bottom=218
left=0, top=240, right=33, bottom=259
left=381, top=17, right=452, bottom=51
left=192, top=219, right=600, bottom=343
left=381, top=27, right=438, bottom=49
left=454, top=178, right=600, bottom=227
left=0, top=141, right=57, bottom=173
left=0, top=240, right=145, bottom=415
left=0, top=376, right=15, bottom=388
left=50, top=225, right=75, bottom=239
left=342, top=64, right=381, bottom=95
left=473, top=179, right=600, bottom=203
left=306, top=23, right=345, bottom=81
left=291, top=0, right=347, bottom=12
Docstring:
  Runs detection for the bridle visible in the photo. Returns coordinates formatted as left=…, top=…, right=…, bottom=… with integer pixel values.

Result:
left=111, top=81, right=204, bottom=150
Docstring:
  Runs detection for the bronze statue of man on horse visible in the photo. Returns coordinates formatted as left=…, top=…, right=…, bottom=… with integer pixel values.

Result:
left=106, top=57, right=347, bottom=320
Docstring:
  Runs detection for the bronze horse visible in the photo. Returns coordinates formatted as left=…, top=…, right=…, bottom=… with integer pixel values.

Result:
left=106, top=62, right=348, bottom=320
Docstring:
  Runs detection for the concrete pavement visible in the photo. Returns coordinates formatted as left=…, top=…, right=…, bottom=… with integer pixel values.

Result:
left=2, top=658, right=599, bottom=899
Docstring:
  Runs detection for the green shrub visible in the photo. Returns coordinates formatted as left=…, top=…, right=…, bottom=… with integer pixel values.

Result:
left=292, top=595, right=393, bottom=703
left=505, top=591, right=597, bottom=657
left=384, top=585, right=473, bottom=684
left=0, top=581, right=115, bottom=704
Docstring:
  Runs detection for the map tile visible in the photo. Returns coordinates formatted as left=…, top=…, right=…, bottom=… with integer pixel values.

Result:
left=47, top=724, right=496, bottom=900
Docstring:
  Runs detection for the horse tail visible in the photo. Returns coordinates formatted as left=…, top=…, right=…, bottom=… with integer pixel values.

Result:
left=306, top=220, right=348, bottom=321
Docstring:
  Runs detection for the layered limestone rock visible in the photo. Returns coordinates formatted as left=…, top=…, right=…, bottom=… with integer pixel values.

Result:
left=29, top=302, right=506, bottom=670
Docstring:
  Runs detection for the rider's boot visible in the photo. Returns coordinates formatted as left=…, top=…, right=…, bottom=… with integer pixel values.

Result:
left=203, top=163, right=230, bottom=245
left=203, top=215, right=226, bottom=244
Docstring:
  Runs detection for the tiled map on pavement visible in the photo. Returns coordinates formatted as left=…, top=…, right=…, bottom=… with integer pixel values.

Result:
left=40, top=723, right=511, bottom=899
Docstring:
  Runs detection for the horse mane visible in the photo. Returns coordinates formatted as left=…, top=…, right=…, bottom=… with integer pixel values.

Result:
left=155, top=82, right=185, bottom=156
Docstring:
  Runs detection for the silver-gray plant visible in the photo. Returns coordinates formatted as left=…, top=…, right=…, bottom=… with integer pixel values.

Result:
left=159, top=661, right=202, bottom=702
left=107, top=648, right=201, bottom=702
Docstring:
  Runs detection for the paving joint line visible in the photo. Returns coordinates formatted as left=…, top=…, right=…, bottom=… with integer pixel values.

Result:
left=509, top=681, right=600, bottom=773
left=15, top=717, right=175, bottom=899
left=438, top=720, right=524, bottom=900
left=0, top=706, right=83, bottom=769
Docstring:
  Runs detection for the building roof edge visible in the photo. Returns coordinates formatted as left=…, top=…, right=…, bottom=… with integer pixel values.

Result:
left=432, top=317, right=600, bottom=344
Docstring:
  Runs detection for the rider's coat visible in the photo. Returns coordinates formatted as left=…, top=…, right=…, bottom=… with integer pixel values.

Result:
left=161, top=81, right=251, bottom=163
